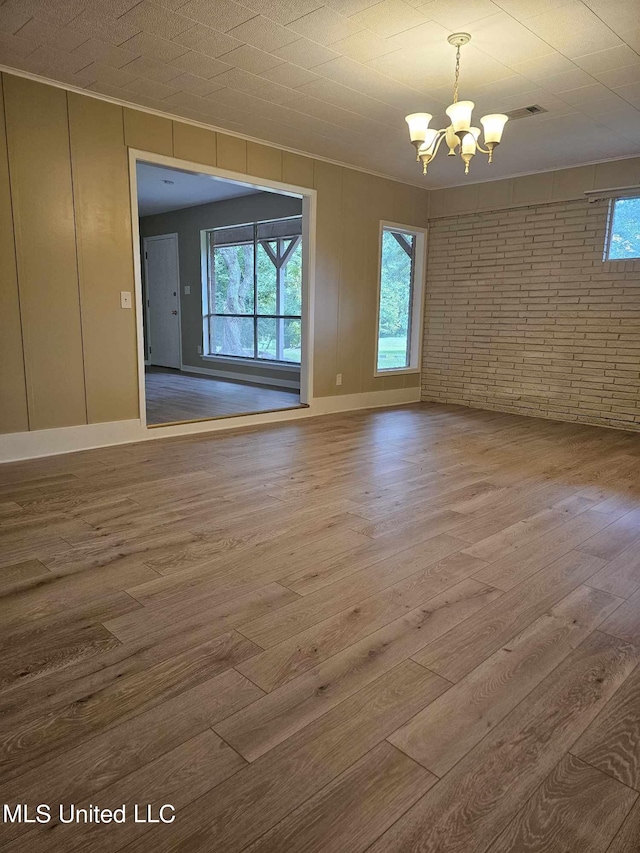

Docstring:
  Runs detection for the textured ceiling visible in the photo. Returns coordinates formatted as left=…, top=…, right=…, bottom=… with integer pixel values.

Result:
left=136, top=162, right=260, bottom=214
left=1, top=0, right=639, bottom=187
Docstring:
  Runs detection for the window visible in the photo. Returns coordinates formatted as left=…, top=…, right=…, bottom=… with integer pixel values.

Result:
left=375, top=223, right=425, bottom=374
left=606, top=196, right=640, bottom=260
left=203, top=216, right=302, bottom=364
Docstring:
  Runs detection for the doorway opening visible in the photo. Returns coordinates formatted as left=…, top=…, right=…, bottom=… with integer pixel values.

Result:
left=133, top=154, right=312, bottom=428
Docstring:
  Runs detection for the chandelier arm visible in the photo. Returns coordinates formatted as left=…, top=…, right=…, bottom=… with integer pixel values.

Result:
left=418, top=129, right=447, bottom=159
left=430, top=129, right=449, bottom=157
left=474, top=141, right=491, bottom=155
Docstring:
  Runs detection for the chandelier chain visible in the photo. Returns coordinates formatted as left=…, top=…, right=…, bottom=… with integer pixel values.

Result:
left=453, top=45, right=460, bottom=104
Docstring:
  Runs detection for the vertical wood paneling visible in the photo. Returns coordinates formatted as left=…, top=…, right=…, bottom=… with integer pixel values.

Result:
left=216, top=133, right=247, bottom=173
left=283, top=152, right=314, bottom=188
left=247, top=141, right=282, bottom=182
left=360, top=176, right=388, bottom=394
left=511, top=171, right=553, bottom=205
left=173, top=122, right=217, bottom=167
left=594, top=157, right=640, bottom=190
left=338, top=168, right=369, bottom=395
left=123, top=108, right=173, bottom=155
left=0, top=75, right=28, bottom=434
left=68, top=94, right=139, bottom=423
left=4, top=75, right=86, bottom=430
left=313, top=161, right=342, bottom=397
left=0, top=75, right=432, bottom=429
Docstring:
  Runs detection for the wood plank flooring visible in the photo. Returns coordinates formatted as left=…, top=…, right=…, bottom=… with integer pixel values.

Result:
left=1, top=402, right=640, bottom=852
left=145, top=367, right=301, bottom=424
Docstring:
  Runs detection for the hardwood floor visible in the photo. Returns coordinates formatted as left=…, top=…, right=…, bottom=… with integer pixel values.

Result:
left=1, top=402, right=640, bottom=853
left=144, top=366, right=302, bottom=424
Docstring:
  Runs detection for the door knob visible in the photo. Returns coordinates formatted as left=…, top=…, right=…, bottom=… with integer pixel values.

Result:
left=171, top=310, right=178, bottom=315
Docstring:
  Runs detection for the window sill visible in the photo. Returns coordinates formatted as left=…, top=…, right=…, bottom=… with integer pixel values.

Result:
left=203, top=355, right=301, bottom=373
left=374, top=367, right=421, bottom=378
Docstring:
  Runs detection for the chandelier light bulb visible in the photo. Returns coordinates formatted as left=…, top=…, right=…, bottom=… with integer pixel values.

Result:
left=480, top=113, right=508, bottom=144
left=461, top=128, right=480, bottom=153
left=405, top=113, right=433, bottom=146
left=445, top=100, right=474, bottom=134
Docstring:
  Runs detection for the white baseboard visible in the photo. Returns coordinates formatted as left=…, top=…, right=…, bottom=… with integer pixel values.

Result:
left=0, top=420, right=142, bottom=463
left=311, top=386, right=420, bottom=415
left=0, top=387, right=420, bottom=462
left=180, top=362, right=301, bottom=390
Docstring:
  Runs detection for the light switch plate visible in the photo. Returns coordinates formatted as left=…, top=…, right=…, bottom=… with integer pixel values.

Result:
left=184, top=286, right=191, bottom=295
left=120, top=291, right=132, bottom=309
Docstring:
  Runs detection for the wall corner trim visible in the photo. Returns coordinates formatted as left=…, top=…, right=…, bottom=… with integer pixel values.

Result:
left=0, top=387, right=420, bottom=462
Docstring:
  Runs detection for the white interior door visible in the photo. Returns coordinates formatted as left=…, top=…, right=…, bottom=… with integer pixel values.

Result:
left=144, top=234, right=181, bottom=369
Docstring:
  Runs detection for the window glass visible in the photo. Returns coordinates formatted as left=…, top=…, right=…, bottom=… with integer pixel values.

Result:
left=283, top=241, right=302, bottom=316
left=283, top=319, right=301, bottom=363
left=377, top=228, right=415, bottom=372
left=212, top=243, right=254, bottom=314
left=257, top=242, right=277, bottom=315
left=607, top=197, right=640, bottom=260
left=210, top=315, right=254, bottom=358
left=204, top=217, right=302, bottom=363
left=257, top=317, right=277, bottom=360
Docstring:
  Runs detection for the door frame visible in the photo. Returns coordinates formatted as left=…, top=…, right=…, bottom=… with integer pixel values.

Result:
left=128, top=148, right=316, bottom=431
left=142, top=232, right=182, bottom=370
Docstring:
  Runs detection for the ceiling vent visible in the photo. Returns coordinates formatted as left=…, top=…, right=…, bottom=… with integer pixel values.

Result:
left=504, top=104, right=548, bottom=120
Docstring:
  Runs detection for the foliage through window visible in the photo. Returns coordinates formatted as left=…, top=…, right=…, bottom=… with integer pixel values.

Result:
left=606, top=196, right=640, bottom=260
left=377, top=227, right=417, bottom=371
left=204, top=217, right=302, bottom=364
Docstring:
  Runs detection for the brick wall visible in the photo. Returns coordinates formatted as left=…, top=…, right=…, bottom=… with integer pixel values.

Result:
left=421, top=197, right=640, bottom=431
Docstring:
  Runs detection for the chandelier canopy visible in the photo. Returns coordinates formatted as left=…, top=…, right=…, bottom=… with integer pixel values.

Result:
left=405, top=33, right=509, bottom=176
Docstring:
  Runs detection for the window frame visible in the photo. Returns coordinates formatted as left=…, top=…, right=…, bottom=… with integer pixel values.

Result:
left=201, top=216, right=303, bottom=366
left=604, top=194, right=640, bottom=262
left=374, top=220, right=427, bottom=377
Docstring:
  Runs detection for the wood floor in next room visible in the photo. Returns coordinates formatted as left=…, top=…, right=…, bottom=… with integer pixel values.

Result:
left=1, top=404, right=640, bottom=853
left=145, top=366, right=301, bottom=424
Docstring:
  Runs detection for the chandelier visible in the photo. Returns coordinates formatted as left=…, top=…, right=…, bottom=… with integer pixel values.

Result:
left=405, top=33, right=508, bottom=176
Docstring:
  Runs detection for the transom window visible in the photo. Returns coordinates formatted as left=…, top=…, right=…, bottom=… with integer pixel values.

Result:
left=203, top=216, right=302, bottom=364
left=375, top=223, right=426, bottom=374
left=606, top=196, right=640, bottom=260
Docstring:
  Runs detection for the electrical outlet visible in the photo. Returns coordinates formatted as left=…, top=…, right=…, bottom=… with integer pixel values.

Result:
left=336, top=373, right=342, bottom=386
left=197, top=345, right=202, bottom=355
left=120, top=291, right=132, bottom=309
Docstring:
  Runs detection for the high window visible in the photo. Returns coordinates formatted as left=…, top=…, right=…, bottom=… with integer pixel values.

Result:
left=606, top=196, right=640, bottom=260
left=375, top=223, right=426, bottom=374
left=203, top=216, right=302, bottom=364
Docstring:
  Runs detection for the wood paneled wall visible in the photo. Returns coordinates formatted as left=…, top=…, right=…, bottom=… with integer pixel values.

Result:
left=4, top=75, right=87, bottom=431
left=0, top=72, right=427, bottom=435
left=428, top=158, right=640, bottom=219
left=0, top=77, right=28, bottom=434
left=68, top=94, right=139, bottom=424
